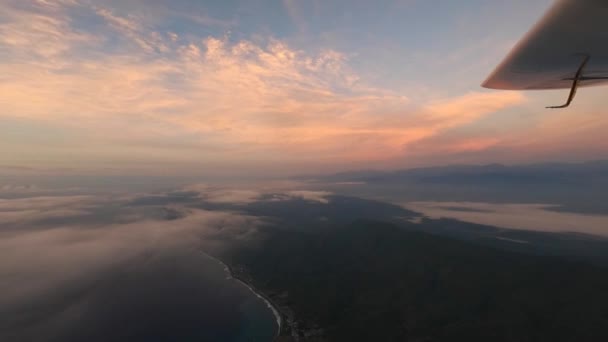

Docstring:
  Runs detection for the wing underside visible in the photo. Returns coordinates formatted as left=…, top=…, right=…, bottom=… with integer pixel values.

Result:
left=482, top=0, right=608, bottom=91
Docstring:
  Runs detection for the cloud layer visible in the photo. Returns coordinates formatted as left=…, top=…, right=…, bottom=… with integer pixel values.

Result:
left=404, top=201, right=608, bottom=237
left=0, top=191, right=265, bottom=324
left=0, top=181, right=339, bottom=331
left=0, top=0, right=528, bottom=174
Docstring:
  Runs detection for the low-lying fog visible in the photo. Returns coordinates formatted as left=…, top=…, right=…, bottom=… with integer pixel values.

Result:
left=4, top=179, right=608, bottom=341
left=0, top=184, right=327, bottom=341
left=404, top=201, right=608, bottom=237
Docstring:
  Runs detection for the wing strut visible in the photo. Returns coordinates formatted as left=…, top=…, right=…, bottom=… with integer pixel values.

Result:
left=546, top=54, right=590, bottom=109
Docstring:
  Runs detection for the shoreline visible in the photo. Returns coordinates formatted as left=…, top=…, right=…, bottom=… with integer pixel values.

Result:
left=202, top=252, right=283, bottom=338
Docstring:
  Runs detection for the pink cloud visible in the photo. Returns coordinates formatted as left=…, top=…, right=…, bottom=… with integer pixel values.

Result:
left=0, top=1, right=527, bottom=172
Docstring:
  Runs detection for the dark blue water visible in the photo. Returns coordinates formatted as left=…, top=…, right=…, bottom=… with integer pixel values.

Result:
left=4, top=248, right=277, bottom=342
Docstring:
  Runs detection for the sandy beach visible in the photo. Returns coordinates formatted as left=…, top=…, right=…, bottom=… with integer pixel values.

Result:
left=202, top=252, right=282, bottom=337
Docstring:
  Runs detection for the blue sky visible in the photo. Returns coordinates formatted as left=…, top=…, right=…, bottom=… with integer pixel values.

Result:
left=1, top=0, right=606, bottom=178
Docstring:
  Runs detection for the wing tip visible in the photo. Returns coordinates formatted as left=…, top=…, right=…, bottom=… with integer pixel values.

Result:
left=481, top=79, right=495, bottom=89
left=481, top=77, right=518, bottom=90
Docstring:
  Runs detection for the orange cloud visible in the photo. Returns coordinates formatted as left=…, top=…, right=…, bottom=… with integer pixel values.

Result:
left=0, top=1, right=525, bottom=172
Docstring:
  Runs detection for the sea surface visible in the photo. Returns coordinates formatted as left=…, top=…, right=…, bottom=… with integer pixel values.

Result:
left=2, top=247, right=278, bottom=342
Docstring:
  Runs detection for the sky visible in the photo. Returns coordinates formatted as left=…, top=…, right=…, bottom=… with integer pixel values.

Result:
left=2, top=0, right=608, bottom=179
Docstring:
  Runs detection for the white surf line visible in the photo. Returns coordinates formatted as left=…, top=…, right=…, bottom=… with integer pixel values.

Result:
left=231, top=274, right=283, bottom=336
left=202, top=252, right=282, bottom=336
left=495, top=237, right=530, bottom=244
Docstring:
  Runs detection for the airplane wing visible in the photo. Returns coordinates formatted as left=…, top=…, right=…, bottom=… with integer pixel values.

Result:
left=482, top=0, right=608, bottom=107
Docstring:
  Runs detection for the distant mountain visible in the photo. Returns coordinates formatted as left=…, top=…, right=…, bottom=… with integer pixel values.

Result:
left=316, top=160, right=608, bottom=186
left=310, top=160, right=608, bottom=215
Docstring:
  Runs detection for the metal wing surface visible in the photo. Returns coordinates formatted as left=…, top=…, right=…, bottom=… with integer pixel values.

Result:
left=483, top=0, right=608, bottom=91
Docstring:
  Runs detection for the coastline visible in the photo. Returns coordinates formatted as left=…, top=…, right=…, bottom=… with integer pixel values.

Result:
left=202, top=252, right=283, bottom=339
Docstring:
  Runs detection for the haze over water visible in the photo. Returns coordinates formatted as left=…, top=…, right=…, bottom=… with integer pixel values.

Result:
left=0, top=187, right=278, bottom=341
left=404, top=202, right=608, bottom=237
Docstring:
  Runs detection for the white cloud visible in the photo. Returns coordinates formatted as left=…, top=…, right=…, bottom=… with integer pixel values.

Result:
left=0, top=197, right=262, bottom=312
left=404, top=201, right=608, bottom=237
left=0, top=1, right=525, bottom=172
left=0, top=195, right=95, bottom=211
left=284, top=190, right=332, bottom=204
left=0, top=195, right=99, bottom=225
left=183, top=184, right=262, bottom=204
left=1, top=184, right=41, bottom=193
left=182, top=184, right=333, bottom=205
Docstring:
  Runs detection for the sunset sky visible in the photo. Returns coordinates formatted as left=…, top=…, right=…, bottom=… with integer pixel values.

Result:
left=2, top=0, right=607, bottom=178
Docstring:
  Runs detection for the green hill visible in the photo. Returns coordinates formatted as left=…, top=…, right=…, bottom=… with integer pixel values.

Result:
left=223, top=220, right=608, bottom=342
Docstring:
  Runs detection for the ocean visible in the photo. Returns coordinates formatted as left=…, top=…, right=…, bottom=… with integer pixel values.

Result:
left=2, top=247, right=278, bottom=342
